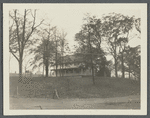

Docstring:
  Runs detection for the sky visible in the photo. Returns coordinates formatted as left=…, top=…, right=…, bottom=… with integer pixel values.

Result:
left=8, top=4, right=141, bottom=73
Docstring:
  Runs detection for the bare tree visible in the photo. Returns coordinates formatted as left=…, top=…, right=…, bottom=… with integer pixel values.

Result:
left=59, top=30, right=67, bottom=77
left=9, top=9, right=44, bottom=80
left=53, top=28, right=59, bottom=77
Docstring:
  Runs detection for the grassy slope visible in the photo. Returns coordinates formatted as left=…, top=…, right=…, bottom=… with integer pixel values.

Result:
left=9, top=76, right=140, bottom=99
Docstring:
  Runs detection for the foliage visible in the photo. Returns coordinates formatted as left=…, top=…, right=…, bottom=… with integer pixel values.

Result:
left=134, top=18, right=141, bottom=33
left=74, top=15, right=111, bottom=79
left=102, top=13, right=134, bottom=77
left=30, top=24, right=56, bottom=77
left=9, top=10, right=141, bottom=81
left=124, top=45, right=141, bottom=79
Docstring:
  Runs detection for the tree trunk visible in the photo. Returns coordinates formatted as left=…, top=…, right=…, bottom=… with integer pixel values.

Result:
left=55, top=40, right=58, bottom=77
left=18, top=59, right=23, bottom=82
left=45, top=41, right=49, bottom=77
left=61, top=46, right=64, bottom=77
left=43, top=64, right=44, bottom=76
left=129, top=64, right=131, bottom=79
left=121, top=53, right=125, bottom=78
left=45, top=62, right=48, bottom=77
left=61, top=56, right=64, bottom=77
left=19, top=61, right=22, bottom=75
left=114, top=58, right=118, bottom=78
left=56, top=64, right=57, bottom=77
left=91, top=54, right=95, bottom=84
left=114, top=36, right=118, bottom=78
left=25, top=66, right=26, bottom=77
left=60, top=57, right=62, bottom=77
left=88, top=29, right=95, bottom=85
left=62, top=60, right=64, bottom=77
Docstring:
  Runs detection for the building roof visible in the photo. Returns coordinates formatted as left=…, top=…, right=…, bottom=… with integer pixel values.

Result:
left=59, top=54, right=83, bottom=64
left=51, top=54, right=85, bottom=70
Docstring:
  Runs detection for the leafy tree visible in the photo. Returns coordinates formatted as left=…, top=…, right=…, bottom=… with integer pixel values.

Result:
left=75, top=15, right=111, bottom=84
left=75, top=26, right=96, bottom=84
left=9, top=9, right=44, bottom=79
left=30, top=24, right=56, bottom=77
left=135, top=18, right=141, bottom=33
left=31, top=39, right=55, bottom=77
left=116, top=17, right=141, bottom=78
left=102, top=13, right=134, bottom=77
left=95, top=55, right=111, bottom=77
left=117, top=37, right=128, bottom=78
left=124, top=45, right=140, bottom=80
left=40, top=27, right=69, bottom=77
left=83, top=14, right=103, bottom=53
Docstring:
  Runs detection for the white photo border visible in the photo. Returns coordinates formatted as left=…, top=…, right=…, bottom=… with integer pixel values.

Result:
left=3, top=3, right=147, bottom=115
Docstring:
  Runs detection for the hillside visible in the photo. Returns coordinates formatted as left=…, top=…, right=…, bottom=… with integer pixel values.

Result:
left=9, top=76, right=140, bottom=99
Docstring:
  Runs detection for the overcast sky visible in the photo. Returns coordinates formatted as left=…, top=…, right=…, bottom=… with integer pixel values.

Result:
left=38, top=5, right=140, bottom=49
left=8, top=4, right=141, bottom=73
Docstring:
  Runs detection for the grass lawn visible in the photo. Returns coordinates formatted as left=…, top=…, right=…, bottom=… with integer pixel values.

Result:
left=9, top=76, right=140, bottom=99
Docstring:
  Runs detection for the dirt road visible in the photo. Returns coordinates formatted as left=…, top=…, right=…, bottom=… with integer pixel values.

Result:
left=10, top=95, right=140, bottom=109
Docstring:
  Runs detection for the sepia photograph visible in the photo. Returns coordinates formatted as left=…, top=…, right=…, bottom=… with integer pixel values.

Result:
left=3, top=3, right=147, bottom=115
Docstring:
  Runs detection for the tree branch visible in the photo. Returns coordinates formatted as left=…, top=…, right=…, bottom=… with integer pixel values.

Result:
left=13, top=10, right=21, bottom=55
left=22, top=9, right=27, bottom=53
left=9, top=48, right=19, bottom=62
left=25, top=19, right=44, bottom=44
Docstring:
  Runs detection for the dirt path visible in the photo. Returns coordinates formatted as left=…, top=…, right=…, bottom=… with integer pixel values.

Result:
left=10, top=95, right=140, bottom=109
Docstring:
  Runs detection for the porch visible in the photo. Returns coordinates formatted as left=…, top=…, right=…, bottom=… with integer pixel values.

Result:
left=51, top=67, right=93, bottom=77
